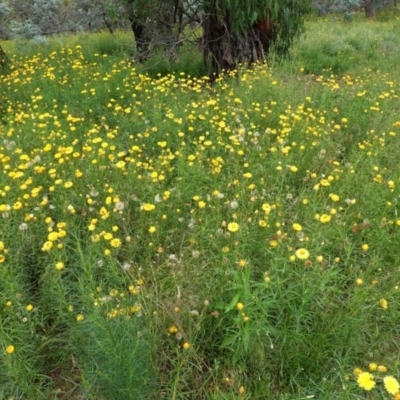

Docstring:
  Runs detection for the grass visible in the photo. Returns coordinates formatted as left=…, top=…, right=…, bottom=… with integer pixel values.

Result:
left=1, top=13, right=400, bottom=399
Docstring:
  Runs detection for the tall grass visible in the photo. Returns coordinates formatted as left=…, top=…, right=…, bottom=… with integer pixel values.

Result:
left=1, top=14, right=400, bottom=399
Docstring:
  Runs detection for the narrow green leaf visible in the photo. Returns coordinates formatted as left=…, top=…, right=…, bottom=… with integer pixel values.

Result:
left=225, top=292, right=241, bottom=313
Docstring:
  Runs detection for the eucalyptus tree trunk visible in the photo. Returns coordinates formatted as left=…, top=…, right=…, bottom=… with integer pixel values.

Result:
left=365, top=0, right=376, bottom=18
left=128, top=17, right=148, bottom=57
left=203, top=10, right=268, bottom=79
left=0, top=44, right=8, bottom=69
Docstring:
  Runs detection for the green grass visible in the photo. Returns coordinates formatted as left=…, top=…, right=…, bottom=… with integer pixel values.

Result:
left=1, top=14, right=400, bottom=399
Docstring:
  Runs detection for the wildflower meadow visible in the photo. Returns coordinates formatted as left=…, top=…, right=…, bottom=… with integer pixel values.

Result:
left=2, top=11, right=400, bottom=399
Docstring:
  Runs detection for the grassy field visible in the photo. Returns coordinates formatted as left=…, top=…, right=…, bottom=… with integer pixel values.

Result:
left=2, top=11, right=400, bottom=399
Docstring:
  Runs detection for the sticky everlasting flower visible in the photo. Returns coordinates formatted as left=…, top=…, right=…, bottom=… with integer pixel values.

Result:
left=357, top=372, right=376, bottom=391
left=369, top=363, right=377, bottom=371
left=227, top=222, right=239, bottom=232
left=292, top=223, right=302, bottom=231
left=41, top=241, right=53, bottom=252
left=380, top=298, right=388, bottom=310
left=383, top=376, right=400, bottom=395
left=319, top=214, right=331, bottom=223
left=55, top=262, right=65, bottom=271
left=295, top=248, right=310, bottom=260
left=110, top=238, right=121, bottom=248
left=141, top=203, right=156, bottom=211
left=76, top=314, right=84, bottom=322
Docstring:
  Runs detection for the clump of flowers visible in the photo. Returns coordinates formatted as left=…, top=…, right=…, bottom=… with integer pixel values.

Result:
left=354, top=364, right=399, bottom=396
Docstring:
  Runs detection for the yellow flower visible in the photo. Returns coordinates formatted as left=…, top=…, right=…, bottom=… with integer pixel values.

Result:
left=103, top=232, right=113, bottom=240
left=236, top=302, right=244, bottom=311
left=47, top=231, right=60, bottom=241
left=262, top=203, right=272, bottom=214
left=320, top=179, right=330, bottom=186
left=384, top=376, right=400, bottom=395
left=380, top=298, right=388, bottom=310
left=148, top=226, right=156, bottom=233
left=55, top=262, right=65, bottom=271
left=99, top=207, right=110, bottom=219
left=76, top=314, right=84, bottom=322
left=295, top=248, right=310, bottom=260
left=141, top=203, right=156, bottom=211
left=319, top=214, right=331, bottom=223
left=362, top=243, right=369, bottom=251
left=130, top=304, right=141, bottom=313
left=357, top=372, right=376, bottom=391
left=378, top=365, right=388, bottom=373
left=182, top=342, right=190, bottom=349
left=329, top=193, right=340, bottom=202
left=292, top=223, right=302, bottom=231
left=168, top=325, right=178, bottom=334
left=26, top=304, right=34, bottom=312
left=227, top=222, right=239, bottom=232
left=110, top=238, right=121, bottom=248
left=369, top=363, right=377, bottom=371
left=41, top=241, right=53, bottom=252
left=6, top=345, right=15, bottom=354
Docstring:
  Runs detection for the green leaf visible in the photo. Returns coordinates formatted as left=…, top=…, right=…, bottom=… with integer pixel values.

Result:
left=243, top=323, right=251, bottom=352
left=225, top=292, right=241, bottom=313
left=222, top=333, right=239, bottom=348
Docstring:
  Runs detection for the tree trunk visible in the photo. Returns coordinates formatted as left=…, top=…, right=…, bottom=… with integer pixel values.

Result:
left=0, top=44, right=9, bottom=69
left=128, top=18, right=151, bottom=61
left=365, top=0, right=376, bottom=18
left=203, top=11, right=268, bottom=80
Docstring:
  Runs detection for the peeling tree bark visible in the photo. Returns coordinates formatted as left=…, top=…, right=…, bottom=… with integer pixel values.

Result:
left=203, top=11, right=272, bottom=80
